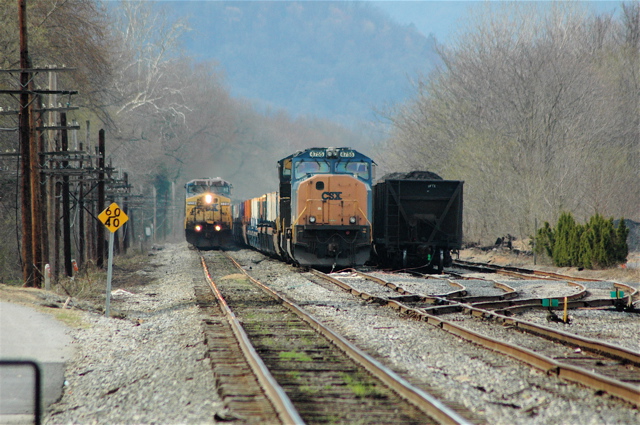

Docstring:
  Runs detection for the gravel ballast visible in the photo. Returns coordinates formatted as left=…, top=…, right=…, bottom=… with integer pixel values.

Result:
left=44, top=243, right=223, bottom=425
left=229, top=247, right=640, bottom=425
left=43, top=243, right=639, bottom=424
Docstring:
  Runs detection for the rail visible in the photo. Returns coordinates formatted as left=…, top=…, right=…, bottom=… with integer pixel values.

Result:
left=199, top=256, right=303, bottom=424
left=313, top=268, right=640, bottom=407
left=227, top=253, right=472, bottom=425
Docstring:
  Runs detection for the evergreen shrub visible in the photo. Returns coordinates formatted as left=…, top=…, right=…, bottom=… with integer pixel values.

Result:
left=534, top=212, right=629, bottom=269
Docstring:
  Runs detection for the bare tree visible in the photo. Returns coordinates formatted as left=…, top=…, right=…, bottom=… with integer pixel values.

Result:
left=385, top=2, right=639, bottom=244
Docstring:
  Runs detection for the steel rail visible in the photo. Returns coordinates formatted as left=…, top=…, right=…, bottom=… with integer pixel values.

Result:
left=356, top=270, right=468, bottom=299
left=485, top=313, right=640, bottom=366
left=353, top=270, right=639, bottom=365
left=316, top=269, right=640, bottom=407
left=454, top=259, right=638, bottom=308
left=227, top=255, right=472, bottom=425
left=199, top=256, right=304, bottom=425
left=360, top=270, right=520, bottom=304
left=436, top=317, right=640, bottom=407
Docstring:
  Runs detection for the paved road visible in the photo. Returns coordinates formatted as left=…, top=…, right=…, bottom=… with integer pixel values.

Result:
left=0, top=302, right=73, bottom=425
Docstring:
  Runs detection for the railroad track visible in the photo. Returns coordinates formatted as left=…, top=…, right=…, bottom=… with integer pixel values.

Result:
left=452, top=259, right=638, bottom=311
left=196, top=249, right=474, bottom=424
left=313, top=268, right=640, bottom=407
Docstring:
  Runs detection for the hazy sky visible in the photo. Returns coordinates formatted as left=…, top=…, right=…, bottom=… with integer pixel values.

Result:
left=372, top=1, right=624, bottom=44
left=158, top=1, right=627, bottom=45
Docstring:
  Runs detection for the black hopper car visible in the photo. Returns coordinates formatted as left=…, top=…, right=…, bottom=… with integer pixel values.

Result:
left=371, top=171, right=463, bottom=272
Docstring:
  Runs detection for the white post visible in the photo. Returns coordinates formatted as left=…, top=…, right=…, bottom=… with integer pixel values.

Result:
left=44, top=264, right=51, bottom=291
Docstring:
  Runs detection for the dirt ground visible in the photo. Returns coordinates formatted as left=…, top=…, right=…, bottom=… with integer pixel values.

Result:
left=0, top=252, right=157, bottom=325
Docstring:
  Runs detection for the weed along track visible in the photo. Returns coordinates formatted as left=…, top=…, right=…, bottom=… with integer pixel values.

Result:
left=199, top=250, right=468, bottom=424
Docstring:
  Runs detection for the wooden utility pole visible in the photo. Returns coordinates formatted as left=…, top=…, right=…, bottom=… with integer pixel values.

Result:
left=97, top=129, right=105, bottom=268
left=30, top=96, right=43, bottom=286
left=61, top=113, right=72, bottom=277
left=78, top=142, right=85, bottom=267
left=123, top=172, right=130, bottom=253
left=54, top=181, right=61, bottom=283
left=37, top=97, right=48, bottom=280
left=18, top=0, right=36, bottom=287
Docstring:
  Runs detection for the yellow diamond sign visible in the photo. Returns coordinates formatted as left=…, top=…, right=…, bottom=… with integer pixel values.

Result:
left=98, top=202, right=129, bottom=233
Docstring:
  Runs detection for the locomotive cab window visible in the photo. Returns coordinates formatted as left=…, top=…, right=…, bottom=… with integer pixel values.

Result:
left=295, top=160, right=330, bottom=177
left=282, top=159, right=292, bottom=177
left=188, top=185, right=206, bottom=195
left=336, top=161, right=369, bottom=179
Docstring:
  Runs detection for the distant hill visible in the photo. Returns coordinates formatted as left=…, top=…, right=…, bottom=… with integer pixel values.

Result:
left=167, top=1, right=439, bottom=125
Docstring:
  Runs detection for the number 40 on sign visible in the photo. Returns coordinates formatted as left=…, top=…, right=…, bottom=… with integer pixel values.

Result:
left=98, top=202, right=128, bottom=233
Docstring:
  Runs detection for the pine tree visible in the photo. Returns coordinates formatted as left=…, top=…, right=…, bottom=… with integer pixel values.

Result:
left=540, top=213, right=629, bottom=269
left=535, top=222, right=554, bottom=258
left=613, top=219, right=629, bottom=264
left=552, top=212, right=576, bottom=267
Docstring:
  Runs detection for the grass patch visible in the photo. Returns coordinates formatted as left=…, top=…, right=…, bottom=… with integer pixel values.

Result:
left=49, top=308, right=89, bottom=329
left=286, top=371, right=301, bottom=380
left=341, top=373, right=385, bottom=398
left=279, top=351, right=313, bottom=362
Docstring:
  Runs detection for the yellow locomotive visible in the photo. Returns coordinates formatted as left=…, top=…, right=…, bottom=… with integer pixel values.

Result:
left=184, top=177, right=233, bottom=249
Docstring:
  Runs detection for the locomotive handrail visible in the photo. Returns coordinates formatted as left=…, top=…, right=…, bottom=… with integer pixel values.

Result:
left=356, top=206, right=373, bottom=242
left=291, top=204, right=309, bottom=228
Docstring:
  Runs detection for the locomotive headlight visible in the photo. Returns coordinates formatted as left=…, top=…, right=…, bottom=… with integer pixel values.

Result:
left=349, top=216, right=357, bottom=224
left=204, top=194, right=213, bottom=204
left=309, top=216, right=316, bottom=224
left=214, top=224, right=222, bottom=232
left=195, top=225, right=202, bottom=232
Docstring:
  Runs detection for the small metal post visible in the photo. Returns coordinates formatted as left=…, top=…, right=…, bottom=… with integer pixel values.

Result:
left=105, top=232, right=114, bottom=317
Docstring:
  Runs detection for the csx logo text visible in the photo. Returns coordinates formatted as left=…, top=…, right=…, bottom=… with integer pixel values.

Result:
left=322, top=191, right=342, bottom=200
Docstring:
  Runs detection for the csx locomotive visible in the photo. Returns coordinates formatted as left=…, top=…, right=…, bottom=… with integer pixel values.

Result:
left=184, top=177, right=233, bottom=249
left=234, top=147, right=375, bottom=268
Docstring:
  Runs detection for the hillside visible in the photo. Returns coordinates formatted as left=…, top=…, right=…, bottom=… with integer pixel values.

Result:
left=167, top=1, right=439, bottom=125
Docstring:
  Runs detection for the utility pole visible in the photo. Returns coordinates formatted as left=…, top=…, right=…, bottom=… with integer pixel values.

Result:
left=61, top=113, right=72, bottom=277
left=18, top=0, right=36, bottom=286
left=78, top=141, right=85, bottom=267
left=36, top=96, right=48, bottom=280
left=97, top=129, right=105, bottom=268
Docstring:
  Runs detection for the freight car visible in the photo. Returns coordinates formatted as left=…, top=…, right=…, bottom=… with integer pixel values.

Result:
left=372, top=171, right=463, bottom=272
left=234, top=147, right=375, bottom=268
left=184, top=177, right=233, bottom=249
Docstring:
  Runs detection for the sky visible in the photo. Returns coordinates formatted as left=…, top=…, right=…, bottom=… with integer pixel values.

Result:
left=156, top=0, right=628, bottom=45
left=369, top=1, right=625, bottom=44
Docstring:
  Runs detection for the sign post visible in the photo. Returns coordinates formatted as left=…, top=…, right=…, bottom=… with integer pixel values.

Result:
left=98, top=202, right=128, bottom=317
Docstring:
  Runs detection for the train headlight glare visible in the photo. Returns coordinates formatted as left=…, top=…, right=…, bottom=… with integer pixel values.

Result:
left=214, top=225, right=222, bottom=231
left=349, top=216, right=357, bottom=224
left=195, top=225, right=202, bottom=232
left=204, top=194, right=213, bottom=204
left=309, top=216, right=316, bottom=224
